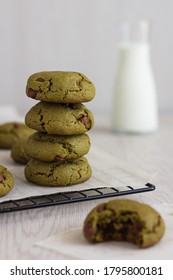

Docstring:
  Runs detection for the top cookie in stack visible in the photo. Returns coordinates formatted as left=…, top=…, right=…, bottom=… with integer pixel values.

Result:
left=26, top=71, right=95, bottom=103
left=24, top=71, right=95, bottom=187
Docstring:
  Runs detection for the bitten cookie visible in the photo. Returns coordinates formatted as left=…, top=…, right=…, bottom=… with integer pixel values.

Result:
left=25, top=157, right=92, bottom=186
left=25, top=132, right=91, bottom=162
left=25, top=102, right=94, bottom=135
left=83, top=199, right=165, bottom=248
left=26, top=71, right=95, bottom=103
left=0, top=122, right=35, bottom=149
left=0, top=165, right=14, bottom=197
left=11, top=136, right=31, bottom=164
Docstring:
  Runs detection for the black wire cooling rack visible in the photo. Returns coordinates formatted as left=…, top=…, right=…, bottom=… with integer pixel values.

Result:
left=0, top=183, right=155, bottom=213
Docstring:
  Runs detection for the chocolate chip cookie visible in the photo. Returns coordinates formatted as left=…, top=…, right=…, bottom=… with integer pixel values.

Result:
left=11, top=136, right=31, bottom=164
left=83, top=199, right=165, bottom=248
left=25, top=157, right=92, bottom=186
left=0, top=122, right=35, bottom=149
left=25, top=102, right=94, bottom=135
left=26, top=71, right=95, bottom=103
left=0, top=165, right=14, bottom=197
left=25, top=132, right=90, bottom=162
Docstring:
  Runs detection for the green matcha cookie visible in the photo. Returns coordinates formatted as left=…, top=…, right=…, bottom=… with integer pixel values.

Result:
left=25, top=102, right=94, bottom=135
left=25, top=157, right=92, bottom=186
left=0, top=165, right=14, bottom=197
left=26, top=71, right=95, bottom=103
left=11, top=136, right=31, bottom=164
left=83, top=199, right=165, bottom=248
left=0, top=122, right=35, bottom=149
left=25, top=132, right=90, bottom=162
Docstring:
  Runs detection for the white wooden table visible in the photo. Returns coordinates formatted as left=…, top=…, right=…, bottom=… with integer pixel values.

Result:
left=0, top=114, right=173, bottom=260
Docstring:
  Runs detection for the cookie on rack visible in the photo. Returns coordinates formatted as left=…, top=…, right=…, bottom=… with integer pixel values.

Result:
left=0, top=122, right=35, bottom=149
left=83, top=199, right=165, bottom=248
left=25, top=157, right=92, bottom=186
left=25, top=102, right=94, bottom=135
left=26, top=71, right=95, bottom=103
left=0, top=165, right=14, bottom=197
left=25, top=132, right=90, bottom=162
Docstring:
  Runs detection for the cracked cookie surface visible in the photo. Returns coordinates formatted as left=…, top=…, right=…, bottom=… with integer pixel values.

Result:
left=26, top=71, right=95, bottom=103
left=0, top=165, right=14, bottom=197
left=25, top=157, right=92, bottom=186
left=83, top=199, right=165, bottom=248
left=0, top=122, right=35, bottom=149
left=25, top=102, right=94, bottom=135
left=25, top=132, right=90, bottom=162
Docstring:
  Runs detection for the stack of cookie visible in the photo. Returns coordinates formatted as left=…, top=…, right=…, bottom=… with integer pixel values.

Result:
left=24, top=71, right=95, bottom=187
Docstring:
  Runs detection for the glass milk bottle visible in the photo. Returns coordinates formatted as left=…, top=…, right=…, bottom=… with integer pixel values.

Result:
left=111, top=21, right=158, bottom=133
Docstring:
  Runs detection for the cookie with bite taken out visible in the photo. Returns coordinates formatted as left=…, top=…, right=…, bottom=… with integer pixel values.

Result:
left=83, top=199, right=165, bottom=248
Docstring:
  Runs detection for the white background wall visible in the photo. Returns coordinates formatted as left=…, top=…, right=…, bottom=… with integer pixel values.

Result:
left=0, top=0, right=173, bottom=118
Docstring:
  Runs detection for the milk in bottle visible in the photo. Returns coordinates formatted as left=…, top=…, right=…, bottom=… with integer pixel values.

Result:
left=111, top=21, right=158, bottom=133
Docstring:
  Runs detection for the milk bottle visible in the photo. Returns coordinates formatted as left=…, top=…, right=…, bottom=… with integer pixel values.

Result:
left=111, top=21, right=158, bottom=133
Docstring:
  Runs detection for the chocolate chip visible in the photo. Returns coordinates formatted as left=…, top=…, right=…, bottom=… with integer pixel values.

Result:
left=36, top=78, right=44, bottom=82
left=78, top=115, right=91, bottom=129
left=97, top=203, right=107, bottom=213
left=27, top=88, right=38, bottom=99
left=0, top=174, right=4, bottom=183
left=76, top=80, right=80, bottom=87
left=54, top=155, right=66, bottom=162
left=129, top=223, right=142, bottom=236
left=83, top=222, right=95, bottom=238
left=13, top=123, right=20, bottom=129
